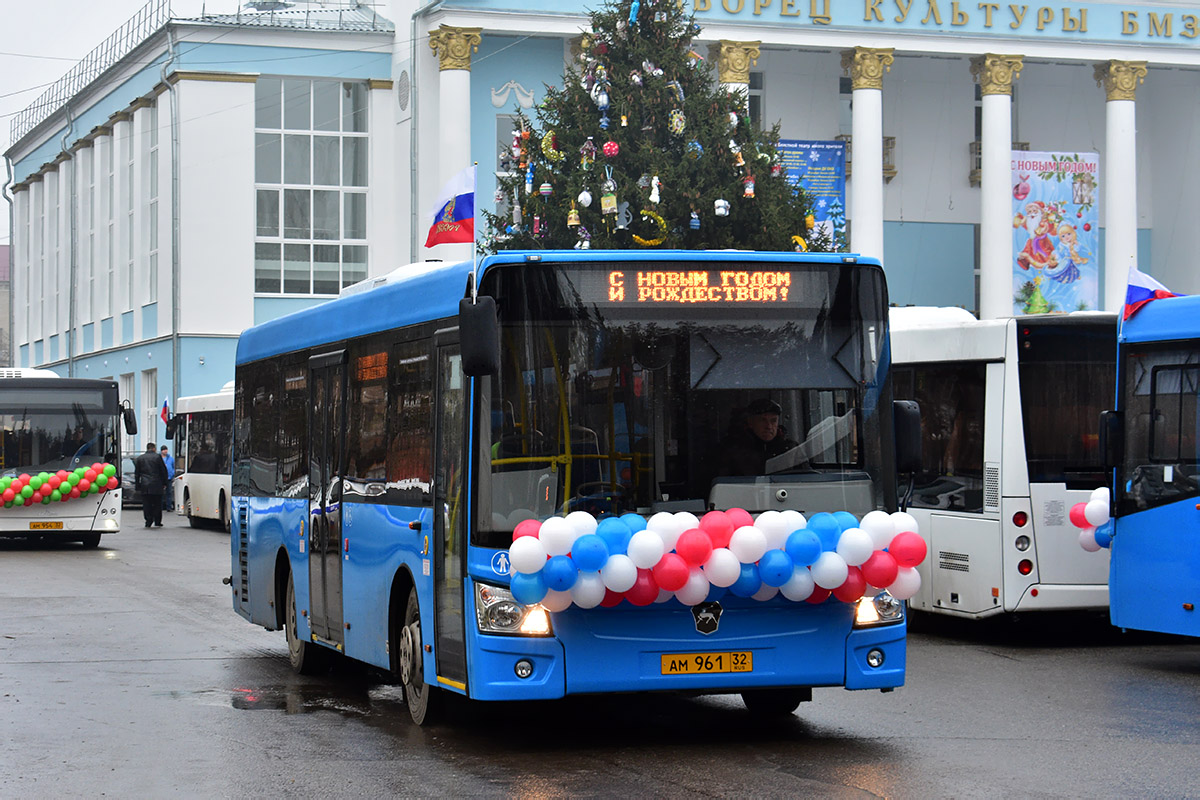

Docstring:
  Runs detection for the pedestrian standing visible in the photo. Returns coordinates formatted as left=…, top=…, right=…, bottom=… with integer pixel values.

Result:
left=135, top=442, right=169, bottom=527
left=160, top=445, right=176, bottom=512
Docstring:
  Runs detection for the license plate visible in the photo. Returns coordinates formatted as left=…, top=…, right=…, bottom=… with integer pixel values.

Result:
left=29, top=521, right=64, bottom=530
left=660, top=651, right=753, bottom=675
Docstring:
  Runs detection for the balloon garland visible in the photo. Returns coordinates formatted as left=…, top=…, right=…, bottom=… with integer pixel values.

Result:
left=506, top=507, right=928, bottom=611
left=1072, top=486, right=1114, bottom=551
left=0, top=463, right=119, bottom=508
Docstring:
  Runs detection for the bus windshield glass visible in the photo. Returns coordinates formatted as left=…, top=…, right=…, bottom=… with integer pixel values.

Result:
left=476, top=260, right=891, bottom=547
left=1017, top=320, right=1115, bottom=487
left=0, top=386, right=120, bottom=475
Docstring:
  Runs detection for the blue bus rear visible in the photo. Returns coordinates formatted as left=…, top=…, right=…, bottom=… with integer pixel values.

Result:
left=230, top=251, right=912, bottom=723
left=1107, top=294, right=1200, bottom=637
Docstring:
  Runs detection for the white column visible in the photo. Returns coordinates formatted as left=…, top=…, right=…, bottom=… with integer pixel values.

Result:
left=1095, top=60, right=1147, bottom=312
left=427, top=25, right=481, bottom=261
left=842, top=48, right=893, bottom=262
left=972, top=55, right=1022, bottom=320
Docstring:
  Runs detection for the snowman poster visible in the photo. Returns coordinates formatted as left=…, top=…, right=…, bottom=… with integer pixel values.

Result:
left=1011, top=151, right=1100, bottom=315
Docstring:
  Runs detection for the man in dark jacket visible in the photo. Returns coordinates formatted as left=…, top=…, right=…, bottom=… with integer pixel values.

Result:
left=134, top=442, right=170, bottom=527
left=718, top=399, right=800, bottom=477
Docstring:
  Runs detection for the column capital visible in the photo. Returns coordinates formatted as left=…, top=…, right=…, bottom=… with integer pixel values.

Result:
left=970, top=54, right=1023, bottom=96
left=428, top=25, right=482, bottom=72
left=841, top=47, right=894, bottom=91
left=1094, top=60, right=1148, bottom=101
left=708, top=40, right=760, bottom=85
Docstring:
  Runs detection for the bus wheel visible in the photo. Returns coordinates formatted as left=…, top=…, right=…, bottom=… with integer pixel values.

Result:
left=219, top=493, right=229, bottom=533
left=399, top=587, right=439, bottom=726
left=80, top=533, right=101, bottom=549
left=185, top=491, right=200, bottom=529
left=740, top=688, right=809, bottom=716
left=285, top=571, right=326, bottom=675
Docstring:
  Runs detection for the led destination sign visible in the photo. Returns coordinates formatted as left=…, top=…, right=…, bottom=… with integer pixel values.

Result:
left=602, top=269, right=795, bottom=305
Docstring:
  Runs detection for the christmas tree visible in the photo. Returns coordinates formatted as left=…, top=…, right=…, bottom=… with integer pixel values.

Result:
left=483, top=0, right=821, bottom=252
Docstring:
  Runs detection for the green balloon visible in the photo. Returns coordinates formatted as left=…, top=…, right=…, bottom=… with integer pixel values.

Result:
left=95, top=474, right=109, bottom=488
left=0, top=477, right=10, bottom=490
left=74, top=467, right=86, bottom=476
left=88, top=484, right=99, bottom=494
left=38, top=472, right=49, bottom=482
left=29, top=477, right=42, bottom=490
left=20, top=486, right=33, bottom=499
left=41, top=495, right=52, bottom=504
left=103, top=464, right=116, bottom=478
left=3, top=501, right=10, bottom=508
left=51, top=489, right=62, bottom=502
left=68, top=473, right=80, bottom=486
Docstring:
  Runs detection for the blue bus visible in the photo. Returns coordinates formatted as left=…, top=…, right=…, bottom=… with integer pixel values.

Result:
left=230, top=250, right=920, bottom=724
left=1103, top=294, right=1200, bottom=637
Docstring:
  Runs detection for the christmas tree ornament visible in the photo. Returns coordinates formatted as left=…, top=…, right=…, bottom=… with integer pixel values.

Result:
left=637, top=174, right=651, bottom=189
left=601, top=169, right=618, bottom=214
left=653, top=10, right=666, bottom=22
left=668, top=109, right=686, bottom=135
left=743, top=175, right=756, bottom=198
left=649, top=176, right=661, bottom=204
left=596, top=90, right=610, bottom=111
left=728, top=112, right=739, bottom=129
left=541, top=131, right=564, bottom=162
left=575, top=226, right=592, bottom=249
left=616, top=201, right=632, bottom=230
left=621, top=114, right=628, bottom=127
left=689, top=211, right=700, bottom=230
left=580, top=137, right=597, bottom=169
left=533, top=215, right=541, bottom=235
left=714, top=198, right=730, bottom=216
left=494, top=187, right=505, bottom=204
left=603, top=140, right=620, bottom=158
left=806, top=213, right=816, bottom=230
left=567, top=202, right=581, bottom=227
left=686, top=141, right=703, bottom=159
left=540, top=182, right=553, bottom=197
left=730, top=140, right=744, bottom=166
left=628, top=0, right=640, bottom=24
left=791, top=235, right=808, bottom=252
left=771, top=162, right=783, bottom=177
left=632, top=209, right=668, bottom=246
left=578, top=189, right=593, bottom=208
left=666, top=80, right=684, bottom=102
left=512, top=189, right=522, bottom=224
left=642, top=60, right=663, bottom=77
left=599, top=114, right=610, bottom=130
left=525, top=165, right=534, bottom=195
left=686, top=49, right=704, bottom=67
left=511, top=130, right=522, bottom=158
left=629, top=70, right=643, bottom=87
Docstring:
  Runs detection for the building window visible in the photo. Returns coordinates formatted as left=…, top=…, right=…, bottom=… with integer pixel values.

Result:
left=141, top=369, right=158, bottom=446
left=254, top=77, right=369, bottom=295
left=747, top=71, right=764, bottom=131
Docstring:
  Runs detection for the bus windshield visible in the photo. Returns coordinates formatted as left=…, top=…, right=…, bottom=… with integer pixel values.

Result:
left=1017, top=319, right=1115, bottom=487
left=476, top=260, right=892, bottom=547
left=0, top=385, right=120, bottom=475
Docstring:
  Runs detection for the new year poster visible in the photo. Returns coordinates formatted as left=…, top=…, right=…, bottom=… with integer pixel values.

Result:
left=778, top=140, right=847, bottom=251
left=1012, top=151, right=1100, bottom=315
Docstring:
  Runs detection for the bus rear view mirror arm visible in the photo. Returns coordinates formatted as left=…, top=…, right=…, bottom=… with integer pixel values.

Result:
left=460, top=296, right=500, bottom=377
left=1100, top=410, right=1124, bottom=470
left=893, top=400, right=922, bottom=475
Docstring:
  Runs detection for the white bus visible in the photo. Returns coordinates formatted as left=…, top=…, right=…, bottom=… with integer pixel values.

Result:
left=172, top=382, right=234, bottom=530
left=889, top=308, right=1117, bottom=619
left=0, top=368, right=138, bottom=547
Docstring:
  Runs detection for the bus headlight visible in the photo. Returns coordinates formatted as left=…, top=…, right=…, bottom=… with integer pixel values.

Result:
left=475, top=581, right=553, bottom=636
left=853, top=592, right=905, bottom=627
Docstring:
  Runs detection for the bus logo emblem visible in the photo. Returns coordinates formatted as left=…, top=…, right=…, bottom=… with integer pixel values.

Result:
left=692, top=602, right=722, bottom=635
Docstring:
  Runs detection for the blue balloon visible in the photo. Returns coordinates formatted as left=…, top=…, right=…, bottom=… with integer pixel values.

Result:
left=730, top=563, right=763, bottom=597
left=832, top=511, right=859, bottom=533
left=705, top=583, right=727, bottom=603
left=542, top=555, right=579, bottom=592
left=807, top=513, right=842, bottom=552
left=597, top=517, right=634, bottom=555
left=785, top=529, right=823, bottom=566
left=510, top=571, right=548, bottom=605
left=758, top=549, right=795, bottom=587
left=1094, top=520, right=1114, bottom=548
left=620, top=512, right=648, bottom=533
left=572, top=533, right=610, bottom=571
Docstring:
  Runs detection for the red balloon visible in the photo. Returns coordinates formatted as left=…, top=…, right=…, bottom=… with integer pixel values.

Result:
left=1068, top=502, right=1089, bottom=529
left=18, top=474, right=30, bottom=484
left=861, top=550, right=899, bottom=588
left=833, top=566, right=867, bottom=603
left=47, top=476, right=61, bottom=490
left=600, top=589, right=624, bottom=607
left=699, top=510, right=735, bottom=549
left=512, top=518, right=542, bottom=541
left=78, top=479, right=91, bottom=493
left=31, top=491, right=43, bottom=503
left=91, top=463, right=104, bottom=473
left=675, top=528, right=714, bottom=566
left=84, top=469, right=97, bottom=483
left=108, top=477, right=119, bottom=490
left=69, top=488, right=81, bottom=499
left=725, top=508, right=754, bottom=529
left=652, top=553, right=689, bottom=591
left=55, top=470, right=69, bottom=481
left=626, top=568, right=660, bottom=606
left=23, top=497, right=33, bottom=506
left=806, top=586, right=832, bottom=604
left=889, top=531, right=928, bottom=569
left=1, top=489, right=13, bottom=503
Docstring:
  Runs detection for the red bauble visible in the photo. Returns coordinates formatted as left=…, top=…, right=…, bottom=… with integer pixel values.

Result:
left=602, top=140, right=620, bottom=158
left=1083, top=223, right=1091, bottom=231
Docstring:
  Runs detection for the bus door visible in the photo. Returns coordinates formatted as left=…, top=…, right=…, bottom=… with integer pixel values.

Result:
left=433, top=337, right=468, bottom=686
left=308, top=351, right=347, bottom=648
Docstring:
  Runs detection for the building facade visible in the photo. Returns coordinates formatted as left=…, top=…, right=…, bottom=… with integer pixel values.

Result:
left=5, top=0, right=1200, bottom=447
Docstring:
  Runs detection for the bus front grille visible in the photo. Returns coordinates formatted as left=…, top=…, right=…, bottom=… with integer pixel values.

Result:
left=938, top=551, right=970, bottom=572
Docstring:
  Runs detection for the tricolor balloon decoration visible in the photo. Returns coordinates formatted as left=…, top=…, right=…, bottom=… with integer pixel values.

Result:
left=507, top=507, right=928, bottom=609
left=1071, top=487, right=1114, bottom=552
left=0, top=463, right=118, bottom=508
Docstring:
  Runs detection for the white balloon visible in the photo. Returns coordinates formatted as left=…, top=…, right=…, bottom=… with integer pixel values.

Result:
left=860, top=510, right=896, bottom=549
left=890, top=511, right=919, bottom=536
left=754, top=511, right=788, bottom=550
left=541, top=588, right=574, bottom=612
left=703, top=548, right=742, bottom=587
left=836, top=527, right=875, bottom=567
left=811, top=551, right=849, bottom=590
left=1084, top=499, right=1110, bottom=527
left=565, top=510, right=598, bottom=538
left=751, top=584, right=779, bottom=601
left=663, top=513, right=698, bottom=551
left=628, top=529, right=666, bottom=569
left=889, top=566, right=922, bottom=600
left=539, top=517, right=575, bottom=556
left=654, top=588, right=675, bottom=604
left=571, top=571, right=607, bottom=608
left=1090, top=486, right=1111, bottom=505
left=675, top=567, right=711, bottom=606
left=779, top=567, right=816, bottom=602
left=1079, top=527, right=1102, bottom=553
left=673, top=511, right=701, bottom=531
left=729, top=525, right=768, bottom=564
left=601, top=554, right=638, bottom=592
left=646, top=511, right=680, bottom=536
left=778, top=509, right=808, bottom=536
left=509, top=535, right=548, bottom=574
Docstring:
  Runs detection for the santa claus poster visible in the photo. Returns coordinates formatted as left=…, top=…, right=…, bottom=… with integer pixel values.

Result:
left=1011, top=151, right=1100, bottom=315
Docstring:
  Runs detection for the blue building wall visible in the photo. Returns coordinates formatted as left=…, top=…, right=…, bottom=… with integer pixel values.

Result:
left=882, top=221, right=976, bottom=310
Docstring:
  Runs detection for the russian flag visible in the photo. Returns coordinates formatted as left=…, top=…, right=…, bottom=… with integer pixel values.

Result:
left=1124, top=266, right=1182, bottom=321
left=425, top=165, right=476, bottom=248
left=161, top=398, right=170, bottom=424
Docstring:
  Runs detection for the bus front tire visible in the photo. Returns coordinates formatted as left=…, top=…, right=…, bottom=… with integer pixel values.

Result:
left=285, top=571, right=326, bottom=675
left=80, top=533, right=101, bottom=549
left=740, top=687, right=809, bottom=716
left=185, top=491, right=201, bottom=529
left=399, top=587, right=439, bottom=726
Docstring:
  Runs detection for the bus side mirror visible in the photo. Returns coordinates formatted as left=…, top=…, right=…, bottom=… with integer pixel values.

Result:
left=893, top=400, right=922, bottom=474
left=123, top=406, right=139, bottom=436
left=460, top=296, right=500, bottom=377
left=164, top=415, right=179, bottom=439
left=1100, top=410, right=1124, bottom=469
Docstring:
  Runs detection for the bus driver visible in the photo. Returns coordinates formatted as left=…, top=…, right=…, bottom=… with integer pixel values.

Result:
left=718, top=399, right=799, bottom=477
